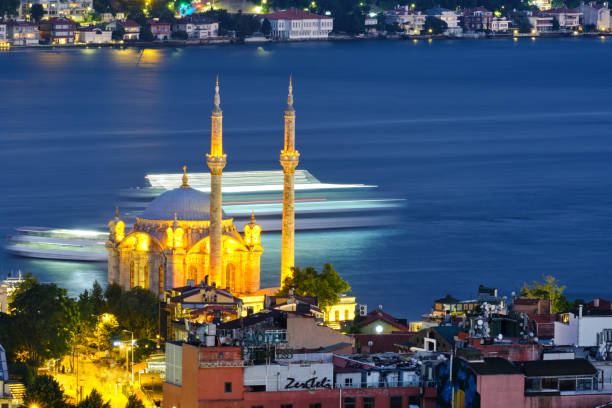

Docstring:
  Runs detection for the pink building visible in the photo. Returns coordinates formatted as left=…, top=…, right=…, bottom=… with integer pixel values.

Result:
left=462, top=7, right=493, bottom=32
left=148, top=19, right=171, bottom=40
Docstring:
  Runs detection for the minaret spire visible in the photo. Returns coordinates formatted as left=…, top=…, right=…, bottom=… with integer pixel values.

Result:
left=206, top=77, right=227, bottom=287
left=181, top=165, right=190, bottom=188
left=280, top=76, right=300, bottom=288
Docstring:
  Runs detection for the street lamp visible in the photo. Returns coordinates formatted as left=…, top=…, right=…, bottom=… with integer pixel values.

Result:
left=122, top=330, right=134, bottom=384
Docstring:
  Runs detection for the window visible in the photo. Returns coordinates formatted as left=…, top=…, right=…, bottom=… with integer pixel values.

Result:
left=2, top=403, right=10, bottom=408
left=408, top=396, right=420, bottom=405
left=252, top=406, right=264, bottom=408
left=343, top=397, right=356, bottom=408
left=335, top=310, right=340, bottom=321
left=344, top=377, right=353, bottom=388
left=363, top=397, right=375, bottom=408
left=309, top=404, right=321, bottom=408
left=577, top=378, right=593, bottom=391
left=344, top=310, right=349, bottom=320
left=281, top=405, right=293, bottom=408
left=225, top=382, right=232, bottom=393
left=390, top=396, right=402, bottom=408
left=541, top=378, right=559, bottom=390
left=525, top=378, right=540, bottom=391
left=559, top=379, right=576, bottom=391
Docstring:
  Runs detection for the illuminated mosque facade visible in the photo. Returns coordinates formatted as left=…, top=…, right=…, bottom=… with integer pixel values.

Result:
left=106, top=78, right=299, bottom=298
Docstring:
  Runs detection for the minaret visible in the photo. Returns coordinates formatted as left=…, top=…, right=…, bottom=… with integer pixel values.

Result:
left=206, top=77, right=226, bottom=286
left=280, top=76, right=300, bottom=287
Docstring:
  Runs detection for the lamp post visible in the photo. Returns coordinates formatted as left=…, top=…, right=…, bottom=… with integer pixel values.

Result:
left=122, top=330, right=134, bottom=384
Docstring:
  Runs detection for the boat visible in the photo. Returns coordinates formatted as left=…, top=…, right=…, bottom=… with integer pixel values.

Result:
left=5, top=227, right=108, bottom=262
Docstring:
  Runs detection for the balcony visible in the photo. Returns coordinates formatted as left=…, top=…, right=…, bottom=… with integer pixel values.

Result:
left=199, top=359, right=245, bottom=368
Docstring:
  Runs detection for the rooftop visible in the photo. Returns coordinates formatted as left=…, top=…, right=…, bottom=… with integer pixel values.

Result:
left=263, top=8, right=332, bottom=20
left=520, top=358, right=597, bottom=377
left=467, top=357, right=522, bottom=376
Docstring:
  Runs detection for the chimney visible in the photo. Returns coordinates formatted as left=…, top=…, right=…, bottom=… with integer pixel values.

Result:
left=579, top=304, right=583, bottom=319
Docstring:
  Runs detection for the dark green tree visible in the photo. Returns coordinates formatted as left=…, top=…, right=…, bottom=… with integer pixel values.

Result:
left=112, top=26, right=126, bottom=40
left=0, top=0, right=20, bottom=18
left=551, top=17, right=560, bottom=31
left=261, top=18, right=271, bottom=35
left=76, top=389, right=111, bottom=408
left=104, top=282, right=123, bottom=310
left=30, top=3, right=45, bottom=21
left=23, top=375, right=68, bottom=408
left=125, top=395, right=146, bottom=408
left=277, top=263, right=351, bottom=308
left=10, top=281, right=78, bottom=367
left=140, top=27, right=155, bottom=41
left=91, top=281, right=105, bottom=315
left=113, top=287, right=159, bottom=338
left=424, top=15, right=447, bottom=34
left=171, top=29, right=188, bottom=39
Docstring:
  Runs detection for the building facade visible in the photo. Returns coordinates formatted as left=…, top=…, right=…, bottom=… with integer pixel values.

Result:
left=490, top=17, right=509, bottom=32
left=263, top=9, right=333, bottom=40
left=383, top=7, right=426, bottom=34
left=6, top=21, right=38, bottom=45
left=76, top=27, right=112, bottom=43
left=426, top=7, right=462, bottom=35
left=148, top=19, right=170, bottom=40
left=39, top=17, right=76, bottom=44
left=106, top=19, right=140, bottom=40
left=173, top=15, right=219, bottom=38
left=577, top=2, right=611, bottom=30
left=546, top=8, right=582, bottom=29
left=462, top=7, right=493, bottom=31
left=19, top=0, right=92, bottom=21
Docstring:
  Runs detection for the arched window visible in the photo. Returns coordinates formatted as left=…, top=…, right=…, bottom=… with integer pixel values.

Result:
left=130, top=261, right=135, bottom=288
left=335, top=310, right=340, bottom=322
left=188, top=265, right=197, bottom=285
left=143, top=264, right=149, bottom=289
left=159, top=265, right=164, bottom=295
left=344, top=310, right=349, bottom=321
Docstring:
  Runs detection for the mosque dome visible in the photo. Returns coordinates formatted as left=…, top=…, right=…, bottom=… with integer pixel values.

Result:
left=139, top=187, right=220, bottom=221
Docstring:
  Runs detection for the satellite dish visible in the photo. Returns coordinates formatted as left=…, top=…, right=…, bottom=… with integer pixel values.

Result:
left=477, top=319, right=484, bottom=326
left=497, top=334, right=503, bottom=341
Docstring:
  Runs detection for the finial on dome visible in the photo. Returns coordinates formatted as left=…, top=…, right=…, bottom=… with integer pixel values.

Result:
left=250, top=211, right=256, bottom=223
left=287, top=75, right=293, bottom=108
left=115, top=205, right=119, bottom=218
left=213, top=76, right=221, bottom=110
left=181, top=165, right=190, bottom=188
left=174, top=212, right=178, bottom=221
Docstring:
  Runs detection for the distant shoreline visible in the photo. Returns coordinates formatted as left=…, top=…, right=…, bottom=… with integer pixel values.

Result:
left=4, top=31, right=611, bottom=49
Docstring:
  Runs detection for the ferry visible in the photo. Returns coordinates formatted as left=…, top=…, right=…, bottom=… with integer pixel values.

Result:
left=5, top=227, right=108, bottom=262
left=5, top=170, right=403, bottom=261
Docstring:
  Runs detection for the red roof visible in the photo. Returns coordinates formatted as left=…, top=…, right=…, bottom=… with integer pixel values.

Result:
left=547, top=7, right=580, bottom=14
left=358, top=310, right=409, bottom=331
left=117, top=19, right=140, bottom=27
left=41, top=17, right=77, bottom=27
left=513, top=298, right=540, bottom=305
left=147, top=19, right=170, bottom=26
left=263, top=8, right=332, bottom=20
left=7, top=21, right=37, bottom=27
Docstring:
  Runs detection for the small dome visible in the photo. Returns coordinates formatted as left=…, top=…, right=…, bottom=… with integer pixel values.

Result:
left=140, top=187, right=225, bottom=221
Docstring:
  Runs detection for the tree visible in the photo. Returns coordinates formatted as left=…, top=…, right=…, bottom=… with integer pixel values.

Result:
left=112, top=26, right=126, bottom=40
left=76, top=389, right=111, bottom=408
left=520, top=275, right=568, bottom=314
left=424, top=15, right=447, bottom=34
left=110, top=287, right=159, bottom=338
left=140, top=27, right=155, bottom=41
left=24, top=375, right=68, bottom=408
left=10, top=280, right=78, bottom=367
left=261, top=18, right=271, bottom=35
left=277, top=263, right=351, bottom=309
left=171, top=29, right=188, bottom=39
left=0, top=0, right=20, bottom=18
left=104, top=282, right=123, bottom=310
left=125, top=395, right=146, bottom=408
left=30, top=3, right=45, bottom=21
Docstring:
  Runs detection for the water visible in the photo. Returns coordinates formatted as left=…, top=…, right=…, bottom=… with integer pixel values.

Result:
left=1, top=38, right=612, bottom=319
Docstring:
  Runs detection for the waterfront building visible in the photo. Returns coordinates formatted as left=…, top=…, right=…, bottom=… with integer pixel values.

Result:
left=106, top=19, right=140, bottom=40
left=490, top=16, right=510, bottom=32
left=262, top=9, right=333, bottom=40
left=39, top=17, right=76, bottom=44
left=462, top=7, right=493, bottom=32
left=0, top=23, right=6, bottom=41
left=0, top=345, right=20, bottom=408
left=364, top=15, right=377, bottom=34
left=527, top=11, right=555, bottom=31
left=76, top=27, right=112, bottom=43
left=577, top=2, right=611, bottom=30
left=19, top=0, right=92, bottom=22
left=425, top=7, right=462, bottom=35
left=148, top=18, right=171, bottom=40
left=172, top=15, right=219, bottom=38
left=6, top=21, right=38, bottom=45
left=546, top=8, right=582, bottom=29
left=383, top=7, right=426, bottom=35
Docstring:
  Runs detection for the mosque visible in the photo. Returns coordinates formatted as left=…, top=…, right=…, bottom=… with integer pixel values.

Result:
left=106, top=78, right=299, bottom=301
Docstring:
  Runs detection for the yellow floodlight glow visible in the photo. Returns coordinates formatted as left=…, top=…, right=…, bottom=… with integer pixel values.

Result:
left=254, top=5, right=262, bottom=12
left=513, top=29, right=518, bottom=35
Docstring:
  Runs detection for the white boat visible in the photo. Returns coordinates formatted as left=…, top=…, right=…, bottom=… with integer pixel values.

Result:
left=5, top=227, right=108, bottom=262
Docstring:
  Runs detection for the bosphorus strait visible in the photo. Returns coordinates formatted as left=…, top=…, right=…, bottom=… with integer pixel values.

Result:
left=1, top=38, right=612, bottom=318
